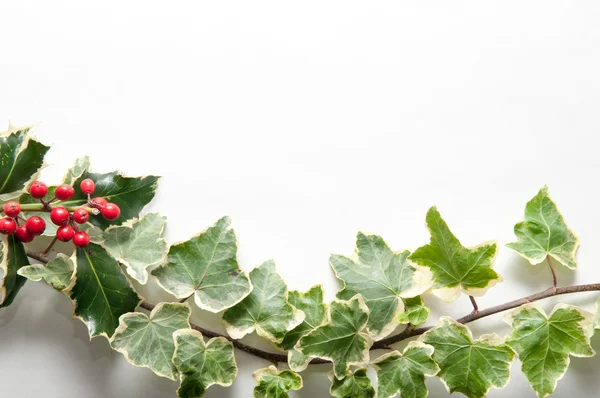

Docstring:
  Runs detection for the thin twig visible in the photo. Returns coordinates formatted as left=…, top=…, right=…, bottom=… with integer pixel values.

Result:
left=469, top=296, right=479, bottom=312
left=41, top=236, right=58, bottom=256
left=547, top=256, right=558, bottom=288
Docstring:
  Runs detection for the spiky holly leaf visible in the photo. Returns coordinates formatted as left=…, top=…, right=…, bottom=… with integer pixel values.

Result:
left=504, top=303, right=595, bottom=398
left=252, top=366, right=303, bottom=398
left=409, top=207, right=501, bottom=302
left=223, top=260, right=304, bottom=343
left=419, top=317, right=515, bottom=398
left=0, top=235, right=30, bottom=307
left=152, top=217, right=252, bottom=313
left=62, top=156, right=90, bottom=185
left=296, top=295, right=372, bottom=379
left=372, top=341, right=439, bottom=398
left=102, top=213, right=167, bottom=284
left=17, top=253, right=74, bottom=291
left=506, top=186, right=579, bottom=269
left=280, top=285, right=327, bottom=372
left=329, top=368, right=374, bottom=398
left=110, top=302, right=190, bottom=380
left=330, top=232, right=431, bottom=339
left=397, top=296, right=429, bottom=326
left=172, top=329, right=237, bottom=398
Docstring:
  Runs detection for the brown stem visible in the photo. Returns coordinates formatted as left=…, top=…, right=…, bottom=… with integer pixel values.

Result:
left=41, top=236, right=58, bottom=256
left=547, top=256, right=558, bottom=288
left=469, top=295, right=479, bottom=312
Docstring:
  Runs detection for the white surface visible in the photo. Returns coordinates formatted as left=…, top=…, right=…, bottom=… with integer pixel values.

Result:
left=1, top=1, right=600, bottom=397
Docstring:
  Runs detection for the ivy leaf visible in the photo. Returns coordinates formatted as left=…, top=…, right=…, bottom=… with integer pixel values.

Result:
left=372, top=341, right=439, bottom=398
left=222, top=260, right=304, bottom=343
left=152, top=217, right=252, bottom=313
left=504, top=303, right=595, bottom=398
left=409, top=207, right=501, bottom=302
left=17, top=253, right=74, bottom=291
left=102, top=213, right=168, bottom=284
left=69, top=243, right=141, bottom=338
left=419, top=316, right=515, bottom=398
left=506, top=186, right=579, bottom=269
left=280, top=285, right=327, bottom=372
left=172, top=329, right=237, bottom=398
left=329, top=368, right=375, bottom=398
left=110, top=302, right=191, bottom=380
left=252, top=366, right=303, bottom=398
left=595, top=296, right=600, bottom=331
left=397, top=296, right=429, bottom=326
left=62, top=156, right=90, bottom=185
left=330, top=232, right=432, bottom=339
left=296, top=295, right=372, bottom=379
left=0, top=234, right=30, bottom=307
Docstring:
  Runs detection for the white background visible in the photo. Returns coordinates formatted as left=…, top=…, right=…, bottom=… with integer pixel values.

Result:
left=1, top=1, right=600, bottom=397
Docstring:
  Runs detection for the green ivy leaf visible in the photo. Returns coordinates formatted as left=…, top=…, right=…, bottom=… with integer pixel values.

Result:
left=504, top=303, right=595, bottom=398
left=252, top=366, right=303, bottom=398
left=296, top=295, right=372, bottom=379
left=397, top=296, right=429, bottom=326
left=17, top=253, right=74, bottom=291
left=152, top=216, right=252, bottom=313
left=419, top=317, right=515, bottom=398
left=409, top=207, right=501, bottom=302
left=329, top=368, right=375, bottom=398
left=110, top=302, right=191, bottom=380
left=330, top=232, right=432, bottom=339
left=172, top=329, right=237, bottom=398
left=506, top=186, right=579, bottom=269
left=0, top=234, right=30, bottom=307
left=372, top=341, right=439, bottom=398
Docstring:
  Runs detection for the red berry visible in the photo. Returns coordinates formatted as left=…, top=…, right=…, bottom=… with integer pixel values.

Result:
left=15, top=225, right=34, bottom=242
left=55, top=184, right=75, bottom=201
left=101, top=203, right=120, bottom=220
left=73, top=231, right=90, bottom=247
left=29, top=181, right=48, bottom=199
left=56, top=225, right=76, bottom=242
left=3, top=201, right=20, bottom=217
left=91, top=197, right=108, bottom=208
left=80, top=178, right=95, bottom=195
left=50, top=207, right=70, bottom=226
left=0, top=218, right=17, bottom=235
left=72, top=208, right=89, bottom=224
left=26, top=216, right=46, bottom=236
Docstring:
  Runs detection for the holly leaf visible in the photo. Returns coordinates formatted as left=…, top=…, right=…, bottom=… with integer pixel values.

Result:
left=506, top=186, right=579, bottom=269
left=152, top=216, right=252, bottom=313
left=17, top=253, right=74, bottom=291
left=329, top=368, right=375, bottom=398
left=504, top=303, right=595, bottom=398
left=102, top=213, right=168, bottom=284
left=63, top=156, right=90, bottom=185
left=222, top=260, right=304, bottom=343
left=296, top=295, right=372, bottom=379
left=110, top=302, right=190, bottom=380
left=0, top=234, right=30, bottom=307
left=419, top=317, right=515, bottom=398
left=372, top=341, right=439, bottom=398
left=172, top=329, right=237, bottom=398
left=252, top=366, right=303, bottom=398
left=409, top=207, right=501, bottom=302
left=397, top=296, right=429, bottom=326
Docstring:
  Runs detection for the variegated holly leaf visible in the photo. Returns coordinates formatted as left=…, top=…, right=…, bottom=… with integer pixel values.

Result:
left=419, top=317, right=515, bottom=398
left=280, top=285, right=327, bottom=372
left=102, top=213, right=167, bottom=284
left=397, top=296, right=429, bottom=326
left=506, top=186, right=579, bottom=269
left=409, top=207, right=501, bottom=302
left=296, top=295, right=372, bottom=379
left=504, top=303, right=595, bottom=398
left=0, top=234, right=30, bottom=307
left=62, top=156, right=90, bottom=185
left=329, top=368, right=374, bottom=398
left=223, top=260, right=304, bottom=343
left=152, top=216, right=252, bottom=313
left=253, top=366, right=303, bottom=398
left=372, top=341, right=439, bottom=398
left=110, top=302, right=190, bottom=380
left=330, top=232, right=431, bottom=339
left=172, top=329, right=237, bottom=398
left=17, top=253, right=74, bottom=291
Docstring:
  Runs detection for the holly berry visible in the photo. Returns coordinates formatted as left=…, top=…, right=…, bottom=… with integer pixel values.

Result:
left=101, top=203, right=120, bottom=220
left=91, top=197, right=108, bottom=208
left=29, top=181, right=48, bottom=199
left=15, top=225, right=34, bottom=242
left=80, top=178, right=95, bottom=194
left=73, top=231, right=90, bottom=247
left=26, top=216, right=46, bottom=236
left=3, top=201, right=20, bottom=217
left=72, top=208, right=89, bottom=224
left=56, top=225, right=76, bottom=242
left=55, top=184, right=75, bottom=201
left=0, top=218, right=17, bottom=235
left=50, top=207, right=70, bottom=226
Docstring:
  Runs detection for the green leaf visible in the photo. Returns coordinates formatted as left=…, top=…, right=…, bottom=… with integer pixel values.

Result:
left=62, top=156, right=90, bottom=185
left=252, top=366, right=303, bottom=398
left=0, top=234, right=30, bottom=307
left=152, top=216, right=252, bottom=313
left=296, top=295, right=372, bottom=379
left=330, top=232, right=432, bottom=339
left=595, top=296, right=600, bottom=331
left=17, top=253, right=74, bottom=291
left=102, top=213, right=168, bottom=284
left=506, top=186, right=579, bottom=269
left=172, top=329, right=237, bottom=398
left=504, top=303, right=595, bottom=398
left=397, top=296, right=429, bottom=326
left=280, top=285, right=327, bottom=372
left=409, top=207, right=501, bottom=302
left=372, top=341, right=439, bottom=398
left=110, top=302, right=191, bottom=380
left=329, top=368, right=375, bottom=398
left=419, top=316, right=515, bottom=398
left=69, top=243, right=141, bottom=338
left=222, top=260, right=304, bottom=343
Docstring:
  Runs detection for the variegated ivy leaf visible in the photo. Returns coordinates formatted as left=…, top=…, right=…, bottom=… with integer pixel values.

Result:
left=595, top=296, right=600, bottom=331
left=0, top=235, right=30, bottom=307
left=280, top=285, right=327, bottom=372
left=223, top=260, right=304, bottom=343
left=110, top=302, right=191, bottom=380
left=506, top=186, right=579, bottom=269
left=409, top=207, right=501, bottom=302
left=252, top=366, right=303, bottom=398
left=79, top=223, right=104, bottom=244
left=102, top=213, right=167, bottom=284
left=329, top=368, right=374, bottom=398
left=296, top=295, right=372, bottom=379
left=62, top=156, right=90, bottom=185
left=419, top=317, right=515, bottom=398
left=397, top=296, right=429, bottom=326
left=330, top=232, right=431, bottom=339
left=504, top=303, right=595, bottom=398
left=152, top=216, right=252, bottom=313
left=372, top=341, right=439, bottom=398
left=17, top=253, right=74, bottom=291
left=172, top=329, right=237, bottom=398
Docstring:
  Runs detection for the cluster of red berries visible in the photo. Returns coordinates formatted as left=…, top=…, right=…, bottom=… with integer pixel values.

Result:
left=0, top=178, right=120, bottom=248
